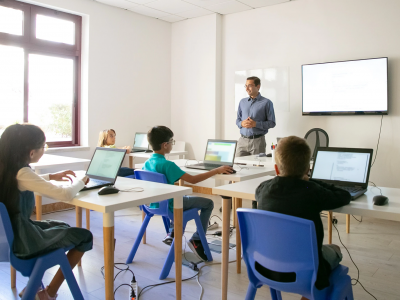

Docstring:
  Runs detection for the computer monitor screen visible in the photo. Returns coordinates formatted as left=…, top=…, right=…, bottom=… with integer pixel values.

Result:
left=312, top=151, right=371, bottom=184
left=87, top=149, right=126, bottom=179
left=204, top=140, right=236, bottom=164
left=302, top=57, right=388, bottom=115
left=133, top=133, right=148, bottom=149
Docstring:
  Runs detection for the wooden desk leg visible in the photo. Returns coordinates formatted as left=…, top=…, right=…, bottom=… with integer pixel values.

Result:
left=76, top=207, right=82, bottom=266
left=232, top=197, right=237, bottom=227
left=86, top=209, right=90, bottom=230
left=11, top=266, right=16, bottom=288
left=346, top=214, right=350, bottom=233
left=221, top=196, right=231, bottom=300
left=178, top=179, right=183, bottom=186
left=103, top=212, right=115, bottom=300
left=174, top=196, right=183, bottom=300
left=142, top=210, right=146, bottom=244
left=328, top=211, right=332, bottom=244
left=35, top=195, right=42, bottom=221
left=236, top=198, right=242, bottom=274
left=129, top=156, right=133, bottom=169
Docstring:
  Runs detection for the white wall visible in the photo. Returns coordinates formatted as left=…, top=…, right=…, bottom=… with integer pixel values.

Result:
left=222, top=0, right=400, bottom=188
left=28, top=0, right=171, bottom=163
left=171, top=14, right=222, bottom=160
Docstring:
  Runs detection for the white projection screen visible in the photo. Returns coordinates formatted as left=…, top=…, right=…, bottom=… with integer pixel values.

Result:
left=302, top=57, right=388, bottom=115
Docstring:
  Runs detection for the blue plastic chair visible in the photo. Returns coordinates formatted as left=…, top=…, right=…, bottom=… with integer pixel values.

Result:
left=125, top=170, right=212, bottom=279
left=237, top=208, right=353, bottom=300
left=0, top=203, right=84, bottom=300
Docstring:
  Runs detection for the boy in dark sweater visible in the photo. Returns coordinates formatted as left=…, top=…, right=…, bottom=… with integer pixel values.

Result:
left=255, top=136, right=351, bottom=298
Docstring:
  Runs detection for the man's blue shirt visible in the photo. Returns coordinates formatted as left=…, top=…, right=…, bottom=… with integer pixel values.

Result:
left=236, top=93, right=276, bottom=136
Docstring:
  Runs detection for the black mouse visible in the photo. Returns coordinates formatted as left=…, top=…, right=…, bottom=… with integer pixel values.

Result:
left=98, top=186, right=120, bottom=195
left=266, top=153, right=272, bottom=157
left=258, top=153, right=267, bottom=157
left=373, top=195, right=388, bottom=206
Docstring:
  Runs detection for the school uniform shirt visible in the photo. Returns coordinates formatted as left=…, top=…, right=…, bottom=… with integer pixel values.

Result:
left=255, top=176, right=351, bottom=290
left=142, top=153, right=185, bottom=210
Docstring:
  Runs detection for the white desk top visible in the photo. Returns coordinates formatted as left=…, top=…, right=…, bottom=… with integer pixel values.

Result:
left=135, top=159, right=274, bottom=182
left=234, top=155, right=274, bottom=167
left=213, top=177, right=400, bottom=222
left=31, top=154, right=90, bottom=170
left=67, top=176, right=192, bottom=213
left=128, top=150, right=187, bottom=159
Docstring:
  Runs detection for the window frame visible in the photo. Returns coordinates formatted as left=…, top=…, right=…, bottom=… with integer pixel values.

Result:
left=0, top=0, right=82, bottom=147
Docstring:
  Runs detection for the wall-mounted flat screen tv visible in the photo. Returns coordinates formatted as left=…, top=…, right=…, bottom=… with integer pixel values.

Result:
left=302, top=57, right=388, bottom=115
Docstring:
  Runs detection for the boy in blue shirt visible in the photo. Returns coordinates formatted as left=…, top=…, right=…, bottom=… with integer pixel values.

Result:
left=143, top=126, right=234, bottom=261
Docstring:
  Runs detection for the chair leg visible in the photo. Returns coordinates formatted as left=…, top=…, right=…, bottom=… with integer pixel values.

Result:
left=162, top=216, right=170, bottom=234
left=21, top=265, right=45, bottom=300
left=58, top=256, right=84, bottom=300
left=193, top=215, right=213, bottom=261
left=270, top=288, right=282, bottom=300
left=126, top=215, right=152, bottom=264
left=159, top=239, right=175, bottom=280
left=244, top=283, right=257, bottom=300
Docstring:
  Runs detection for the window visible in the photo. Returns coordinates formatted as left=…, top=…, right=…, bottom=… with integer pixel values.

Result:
left=0, top=0, right=82, bottom=147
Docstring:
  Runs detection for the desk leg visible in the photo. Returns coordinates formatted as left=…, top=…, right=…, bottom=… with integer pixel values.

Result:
left=232, top=197, right=237, bottom=228
left=142, top=210, right=146, bottom=244
left=103, top=212, right=115, bottom=300
left=86, top=209, right=90, bottom=230
left=76, top=207, right=82, bottom=266
left=129, top=156, right=133, bottom=169
left=174, top=196, right=183, bottom=300
left=35, top=195, right=42, bottom=221
left=328, top=211, right=332, bottom=244
left=11, top=266, right=16, bottom=288
left=235, top=198, right=242, bottom=274
left=346, top=214, right=350, bottom=233
left=178, top=179, right=183, bottom=186
left=221, top=196, right=231, bottom=300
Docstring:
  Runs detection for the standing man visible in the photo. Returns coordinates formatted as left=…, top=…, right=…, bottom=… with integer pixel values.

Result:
left=236, top=76, right=276, bottom=208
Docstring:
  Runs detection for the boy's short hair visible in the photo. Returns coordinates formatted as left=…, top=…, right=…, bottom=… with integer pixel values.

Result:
left=275, top=136, right=311, bottom=178
left=147, top=126, right=174, bottom=151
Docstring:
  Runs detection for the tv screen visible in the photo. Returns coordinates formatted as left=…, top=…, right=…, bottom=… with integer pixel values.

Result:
left=302, top=57, right=388, bottom=115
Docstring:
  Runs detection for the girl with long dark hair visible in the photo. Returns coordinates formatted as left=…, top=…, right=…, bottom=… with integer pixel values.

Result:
left=0, top=124, right=93, bottom=300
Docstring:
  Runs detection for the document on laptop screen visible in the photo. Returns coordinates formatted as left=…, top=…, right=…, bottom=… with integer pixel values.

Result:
left=312, top=151, right=370, bottom=183
left=87, top=149, right=125, bottom=179
left=205, top=142, right=236, bottom=163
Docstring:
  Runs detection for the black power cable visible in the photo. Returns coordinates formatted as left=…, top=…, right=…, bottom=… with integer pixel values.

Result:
left=371, top=115, right=383, bottom=167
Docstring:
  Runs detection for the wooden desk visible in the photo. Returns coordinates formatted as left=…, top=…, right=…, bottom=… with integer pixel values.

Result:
left=128, top=151, right=188, bottom=169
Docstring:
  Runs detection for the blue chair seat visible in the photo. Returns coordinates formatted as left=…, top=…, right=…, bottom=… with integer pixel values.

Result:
left=125, top=170, right=212, bottom=280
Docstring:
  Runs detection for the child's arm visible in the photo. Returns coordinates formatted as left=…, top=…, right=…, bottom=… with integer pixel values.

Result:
left=311, top=179, right=351, bottom=211
left=180, top=165, right=234, bottom=184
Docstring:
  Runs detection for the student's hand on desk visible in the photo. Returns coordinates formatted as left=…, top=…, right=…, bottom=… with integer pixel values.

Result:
left=49, top=170, right=76, bottom=182
left=82, top=176, right=90, bottom=185
left=215, top=165, right=235, bottom=174
left=122, top=146, right=131, bottom=154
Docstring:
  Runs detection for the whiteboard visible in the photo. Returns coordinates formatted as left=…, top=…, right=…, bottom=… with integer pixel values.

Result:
left=234, top=67, right=289, bottom=112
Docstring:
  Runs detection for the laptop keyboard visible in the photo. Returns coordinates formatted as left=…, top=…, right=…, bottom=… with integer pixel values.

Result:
left=85, top=178, right=110, bottom=188
left=336, top=186, right=364, bottom=193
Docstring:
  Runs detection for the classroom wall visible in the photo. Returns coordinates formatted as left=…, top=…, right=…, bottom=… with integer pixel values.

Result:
left=221, top=0, right=400, bottom=188
left=171, top=14, right=222, bottom=160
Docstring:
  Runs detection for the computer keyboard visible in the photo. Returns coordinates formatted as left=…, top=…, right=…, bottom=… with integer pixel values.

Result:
left=337, top=186, right=363, bottom=193
left=85, top=178, right=110, bottom=188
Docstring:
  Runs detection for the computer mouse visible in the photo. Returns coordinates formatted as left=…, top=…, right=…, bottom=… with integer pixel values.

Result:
left=98, top=186, right=120, bottom=195
left=373, top=195, right=388, bottom=206
left=258, top=153, right=267, bottom=157
left=266, top=153, right=272, bottom=157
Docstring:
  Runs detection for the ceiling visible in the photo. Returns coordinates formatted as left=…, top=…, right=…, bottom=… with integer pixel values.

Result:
left=95, top=0, right=291, bottom=23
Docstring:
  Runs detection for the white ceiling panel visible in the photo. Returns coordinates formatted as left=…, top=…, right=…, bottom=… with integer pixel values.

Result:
left=126, top=0, right=157, bottom=4
left=176, top=7, right=214, bottom=18
left=182, top=0, right=231, bottom=8
left=145, top=0, right=197, bottom=14
left=238, top=0, right=290, bottom=9
left=158, top=14, right=187, bottom=22
left=127, top=5, right=170, bottom=18
left=207, top=0, right=252, bottom=14
left=96, top=0, right=141, bottom=10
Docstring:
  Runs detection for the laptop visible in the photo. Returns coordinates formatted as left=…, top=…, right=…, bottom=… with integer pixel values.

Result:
left=131, top=132, right=149, bottom=153
left=310, top=147, right=373, bottom=200
left=81, top=147, right=126, bottom=191
left=185, top=139, right=237, bottom=171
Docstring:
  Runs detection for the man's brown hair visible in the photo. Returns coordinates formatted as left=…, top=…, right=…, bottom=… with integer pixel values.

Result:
left=275, top=136, right=311, bottom=178
left=247, top=76, right=260, bottom=87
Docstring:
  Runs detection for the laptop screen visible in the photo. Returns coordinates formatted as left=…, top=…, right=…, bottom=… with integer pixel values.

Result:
left=204, top=140, right=237, bottom=164
left=87, top=148, right=126, bottom=179
left=311, top=149, right=371, bottom=184
left=133, top=133, right=148, bottom=149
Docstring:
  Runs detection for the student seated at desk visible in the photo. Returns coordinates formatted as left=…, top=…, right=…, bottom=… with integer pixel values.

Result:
left=0, top=124, right=93, bottom=300
left=98, top=128, right=134, bottom=177
left=255, top=136, right=351, bottom=297
left=144, top=126, right=234, bottom=261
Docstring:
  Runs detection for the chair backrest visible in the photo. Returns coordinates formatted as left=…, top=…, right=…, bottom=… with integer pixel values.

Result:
left=0, top=202, right=13, bottom=262
left=134, top=170, right=173, bottom=219
left=237, top=208, right=319, bottom=297
left=304, top=128, right=329, bottom=161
